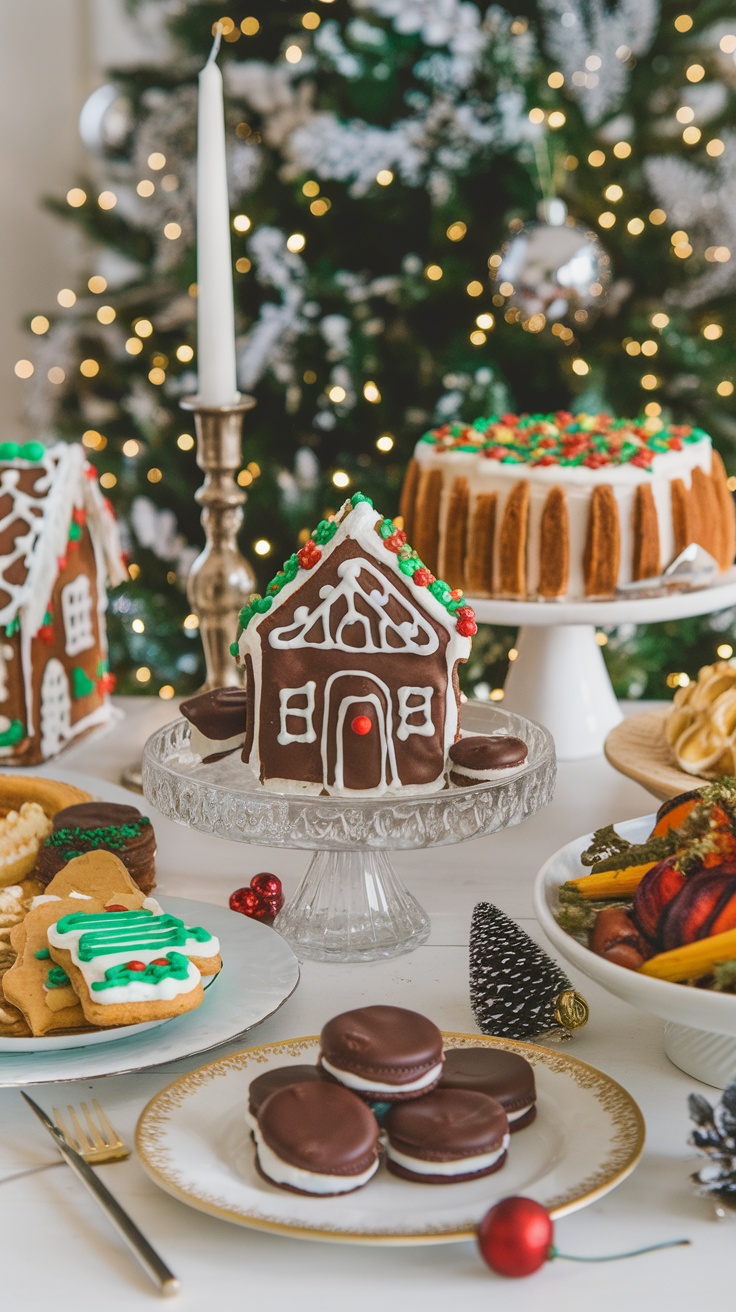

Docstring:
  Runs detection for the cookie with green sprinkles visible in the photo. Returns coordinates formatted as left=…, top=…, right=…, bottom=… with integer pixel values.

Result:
left=34, top=802, right=156, bottom=894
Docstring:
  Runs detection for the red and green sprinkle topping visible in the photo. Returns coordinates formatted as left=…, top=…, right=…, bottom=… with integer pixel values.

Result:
left=420, top=413, right=708, bottom=470
left=232, top=490, right=476, bottom=644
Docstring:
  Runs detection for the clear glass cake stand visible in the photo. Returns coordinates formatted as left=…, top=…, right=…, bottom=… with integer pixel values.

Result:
left=141, top=703, right=556, bottom=963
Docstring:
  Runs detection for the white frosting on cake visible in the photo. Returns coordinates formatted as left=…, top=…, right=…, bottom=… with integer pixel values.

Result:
left=413, top=435, right=714, bottom=599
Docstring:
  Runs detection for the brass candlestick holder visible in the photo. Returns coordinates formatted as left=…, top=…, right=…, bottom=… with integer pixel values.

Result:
left=181, top=395, right=257, bottom=689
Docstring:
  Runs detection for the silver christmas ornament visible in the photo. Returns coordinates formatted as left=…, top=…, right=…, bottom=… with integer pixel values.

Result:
left=79, top=83, right=134, bottom=160
left=492, top=200, right=611, bottom=331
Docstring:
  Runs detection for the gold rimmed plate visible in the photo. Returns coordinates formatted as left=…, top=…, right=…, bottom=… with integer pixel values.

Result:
left=135, top=1032, right=644, bottom=1245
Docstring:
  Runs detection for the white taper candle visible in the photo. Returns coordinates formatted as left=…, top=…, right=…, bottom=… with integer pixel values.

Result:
left=196, top=26, right=238, bottom=405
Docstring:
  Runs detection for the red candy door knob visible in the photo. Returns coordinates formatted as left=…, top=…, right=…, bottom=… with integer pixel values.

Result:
left=351, top=715, right=372, bottom=735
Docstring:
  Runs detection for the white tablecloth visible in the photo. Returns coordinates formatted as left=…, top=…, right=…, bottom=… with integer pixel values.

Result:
left=1, top=699, right=729, bottom=1309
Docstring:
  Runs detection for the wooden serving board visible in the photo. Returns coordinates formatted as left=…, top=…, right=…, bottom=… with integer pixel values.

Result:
left=604, top=707, right=708, bottom=803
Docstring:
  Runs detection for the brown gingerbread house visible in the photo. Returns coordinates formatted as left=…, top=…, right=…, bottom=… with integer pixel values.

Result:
left=0, top=441, right=127, bottom=765
left=236, top=495, right=475, bottom=796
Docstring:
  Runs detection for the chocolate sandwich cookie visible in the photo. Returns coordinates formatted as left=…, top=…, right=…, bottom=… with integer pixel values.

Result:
left=319, top=1005, right=444, bottom=1101
left=384, top=1088, right=509, bottom=1184
left=447, top=735, right=528, bottom=787
left=180, top=687, right=247, bottom=763
left=34, top=802, right=157, bottom=895
left=254, top=1081, right=380, bottom=1195
left=439, top=1048, right=537, bottom=1131
left=246, top=1064, right=329, bottom=1132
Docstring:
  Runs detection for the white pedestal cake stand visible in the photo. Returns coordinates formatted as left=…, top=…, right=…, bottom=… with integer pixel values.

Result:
left=142, top=703, right=555, bottom=964
left=469, top=569, right=736, bottom=762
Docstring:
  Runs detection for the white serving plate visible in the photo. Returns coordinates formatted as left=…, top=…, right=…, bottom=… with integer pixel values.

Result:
left=136, top=1033, right=644, bottom=1245
left=0, top=896, right=299, bottom=1085
left=534, top=814, right=736, bottom=1086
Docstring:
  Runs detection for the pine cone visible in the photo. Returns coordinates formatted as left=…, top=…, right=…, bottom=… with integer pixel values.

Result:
left=469, top=902, right=589, bottom=1041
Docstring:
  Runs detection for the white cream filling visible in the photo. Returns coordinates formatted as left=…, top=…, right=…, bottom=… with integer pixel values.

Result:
left=448, top=761, right=525, bottom=782
left=320, top=1056, right=444, bottom=1095
left=386, top=1132, right=509, bottom=1177
left=254, top=1126, right=378, bottom=1195
left=506, top=1102, right=534, bottom=1123
left=189, top=725, right=244, bottom=760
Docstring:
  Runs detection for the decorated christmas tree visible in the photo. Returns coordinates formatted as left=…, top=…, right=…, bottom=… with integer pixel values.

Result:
left=17, top=0, right=736, bottom=696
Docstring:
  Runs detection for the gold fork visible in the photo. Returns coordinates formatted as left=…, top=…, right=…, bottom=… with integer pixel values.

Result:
left=1, top=1099, right=128, bottom=1184
left=51, top=1099, right=129, bottom=1164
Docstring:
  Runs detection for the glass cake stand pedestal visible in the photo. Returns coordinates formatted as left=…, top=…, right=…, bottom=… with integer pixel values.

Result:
left=469, top=569, right=736, bottom=762
left=142, top=703, right=555, bottom=963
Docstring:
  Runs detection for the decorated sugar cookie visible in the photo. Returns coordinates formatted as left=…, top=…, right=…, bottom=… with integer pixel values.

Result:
left=47, top=906, right=221, bottom=1027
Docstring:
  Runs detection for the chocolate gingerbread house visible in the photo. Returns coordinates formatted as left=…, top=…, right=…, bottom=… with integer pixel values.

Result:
left=0, top=441, right=127, bottom=765
left=235, top=494, right=476, bottom=796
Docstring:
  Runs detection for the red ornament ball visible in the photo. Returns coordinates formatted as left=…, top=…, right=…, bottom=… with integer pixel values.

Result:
left=477, top=1197, right=554, bottom=1278
left=229, top=886, right=272, bottom=921
left=250, top=872, right=283, bottom=901
left=351, top=715, right=373, bottom=735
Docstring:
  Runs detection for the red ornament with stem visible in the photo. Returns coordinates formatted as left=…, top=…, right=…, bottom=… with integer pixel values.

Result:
left=477, top=1197, right=689, bottom=1279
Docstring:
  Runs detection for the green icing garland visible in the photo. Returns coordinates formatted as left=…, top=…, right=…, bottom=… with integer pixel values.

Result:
left=91, top=950, right=191, bottom=993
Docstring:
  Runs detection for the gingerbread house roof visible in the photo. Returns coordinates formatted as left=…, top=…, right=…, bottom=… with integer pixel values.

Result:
left=0, top=442, right=127, bottom=634
left=235, top=493, right=476, bottom=659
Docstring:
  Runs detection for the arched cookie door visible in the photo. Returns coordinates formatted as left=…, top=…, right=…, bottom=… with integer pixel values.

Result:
left=322, top=672, right=397, bottom=794
left=40, top=657, right=71, bottom=758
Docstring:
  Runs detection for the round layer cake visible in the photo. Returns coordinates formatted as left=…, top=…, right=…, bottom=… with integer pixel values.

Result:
left=33, top=802, right=156, bottom=894
left=399, top=414, right=736, bottom=600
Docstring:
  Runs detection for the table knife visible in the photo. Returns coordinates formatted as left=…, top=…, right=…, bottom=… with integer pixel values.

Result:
left=20, top=1092, right=179, bottom=1297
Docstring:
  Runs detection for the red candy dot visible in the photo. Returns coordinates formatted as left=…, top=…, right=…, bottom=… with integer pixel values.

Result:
left=413, top=567, right=434, bottom=588
left=125, top=961, right=147, bottom=972
left=297, top=541, right=322, bottom=570
left=151, top=957, right=171, bottom=967
left=456, top=617, right=478, bottom=637
left=105, top=904, right=128, bottom=913
left=351, top=715, right=372, bottom=735
left=384, top=529, right=407, bottom=553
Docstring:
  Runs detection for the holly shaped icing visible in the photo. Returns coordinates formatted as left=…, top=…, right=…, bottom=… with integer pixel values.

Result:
left=91, top=950, right=192, bottom=993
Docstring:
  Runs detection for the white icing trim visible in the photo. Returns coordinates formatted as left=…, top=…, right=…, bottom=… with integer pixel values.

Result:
left=39, top=658, right=71, bottom=758
left=254, top=1125, right=378, bottom=1194
left=269, top=557, right=440, bottom=655
left=61, top=575, right=95, bottom=656
left=396, top=685, right=434, bottom=741
left=320, top=1055, right=444, bottom=1094
left=386, top=1134, right=509, bottom=1177
left=321, top=670, right=398, bottom=796
left=277, top=682, right=317, bottom=744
